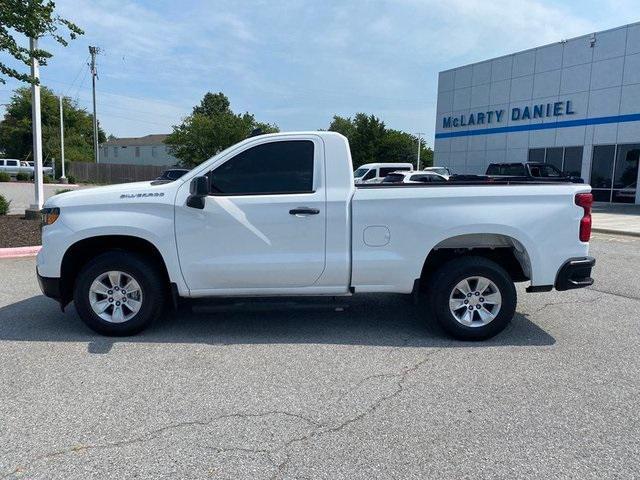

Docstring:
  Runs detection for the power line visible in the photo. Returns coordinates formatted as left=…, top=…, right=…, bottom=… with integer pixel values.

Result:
left=72, top=65, right=90, bottom=103
left=64, top=55, right=90, bottom=97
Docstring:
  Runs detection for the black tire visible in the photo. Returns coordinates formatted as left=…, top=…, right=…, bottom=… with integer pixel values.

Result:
left=73, top=251, right=165, bottom=336
left=425, top=256, right=517, bottom=340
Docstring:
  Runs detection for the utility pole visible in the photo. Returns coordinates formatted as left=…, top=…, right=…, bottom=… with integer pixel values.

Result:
left=89, top=46, right=100, bottom=163
left=59, top=95, right=67, bottom=183
left=27, top=37, right=44, bottom=216
left=415, top=132, right=425, bottom=170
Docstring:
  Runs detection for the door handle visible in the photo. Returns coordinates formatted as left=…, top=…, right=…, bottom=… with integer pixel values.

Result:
left=289, top=207, right=320, bottom=216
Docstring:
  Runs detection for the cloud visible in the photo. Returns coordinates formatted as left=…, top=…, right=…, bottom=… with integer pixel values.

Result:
left=2, top=0, right=633, bottom=141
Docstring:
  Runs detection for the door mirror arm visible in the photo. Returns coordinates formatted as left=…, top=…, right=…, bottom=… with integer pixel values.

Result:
left=187, top=176, right=209, bottom=209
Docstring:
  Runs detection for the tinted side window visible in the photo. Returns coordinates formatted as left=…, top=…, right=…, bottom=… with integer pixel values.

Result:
left=210, top=140, right=314, bottom=195
left=6, top=160, right=18, bottom=166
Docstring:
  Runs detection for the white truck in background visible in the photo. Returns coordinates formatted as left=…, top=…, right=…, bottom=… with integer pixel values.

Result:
left=0, top=159, right=54, bottom=178
left=37, top=132, right=595, bottom=340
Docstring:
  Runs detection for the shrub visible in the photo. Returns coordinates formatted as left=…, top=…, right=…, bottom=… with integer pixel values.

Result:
left=16, top=172, right=30, bottom=181
left=43, top=175, right=53, bottom=184
left=54, top=188, right=72, bottom=195
left=0, top=194, right=10, bottom=215
left=0, top=172, right=11, bottom=182
left=67, top=174, right=77, bottom=184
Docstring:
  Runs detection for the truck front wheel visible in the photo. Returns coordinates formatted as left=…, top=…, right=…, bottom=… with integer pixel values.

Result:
left=426, top=256, right=517, bottom=340
left=73, top=251, right=165, bottom=336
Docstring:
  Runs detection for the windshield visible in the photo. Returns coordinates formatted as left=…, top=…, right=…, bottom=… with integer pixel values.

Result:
left=354, top=168, right=369, bottom=178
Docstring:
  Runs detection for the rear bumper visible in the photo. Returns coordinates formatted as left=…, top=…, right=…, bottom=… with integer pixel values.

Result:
left=554, top=257, right=595, bottom=291
left=37, top=270, right=62, bottom=301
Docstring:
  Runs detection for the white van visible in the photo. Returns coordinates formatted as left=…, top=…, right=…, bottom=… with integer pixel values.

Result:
left=353, top=162, right=413, bottom=184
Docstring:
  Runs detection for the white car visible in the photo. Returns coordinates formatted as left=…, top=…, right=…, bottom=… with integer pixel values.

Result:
left=37, top=131, right=595, bottom=340
left=382, top=170, right=448, bottom=184
left=354, top=162, right=413, bottom=184
left=422, top=166, right=451, bottom=180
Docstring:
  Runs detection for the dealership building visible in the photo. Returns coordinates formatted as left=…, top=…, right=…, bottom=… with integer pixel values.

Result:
left=434, top=21, right=640, bottom=203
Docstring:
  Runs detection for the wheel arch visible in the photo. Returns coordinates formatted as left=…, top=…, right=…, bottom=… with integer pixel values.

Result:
left=419, top=233, right=533, bottom=289
left=59, top=235, right=172, bottom=308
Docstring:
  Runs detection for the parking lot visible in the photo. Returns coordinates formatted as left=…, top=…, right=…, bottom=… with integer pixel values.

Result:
left=0, top=232, right=638, bottom=479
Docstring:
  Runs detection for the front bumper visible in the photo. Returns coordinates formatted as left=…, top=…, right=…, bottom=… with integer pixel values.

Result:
left=37, top=269, right=62, bottom=301
left=554, top=257, right=595, bottom=291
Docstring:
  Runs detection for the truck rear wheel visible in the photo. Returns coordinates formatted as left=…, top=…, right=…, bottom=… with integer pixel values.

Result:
left=73, top=251, right=165, bottom=336
left=426, top=256, right=516, bottom=340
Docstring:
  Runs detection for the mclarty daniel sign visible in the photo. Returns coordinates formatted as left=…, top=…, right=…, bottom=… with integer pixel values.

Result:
left=442, top=100, right=575, bottom=129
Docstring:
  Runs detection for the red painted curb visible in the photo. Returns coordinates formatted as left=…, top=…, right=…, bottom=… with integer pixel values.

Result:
left=0, top=245, right=42, bottom=259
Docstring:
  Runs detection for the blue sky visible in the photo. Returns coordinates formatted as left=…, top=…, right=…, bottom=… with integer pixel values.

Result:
left=0, top=0, right=638, bottom=146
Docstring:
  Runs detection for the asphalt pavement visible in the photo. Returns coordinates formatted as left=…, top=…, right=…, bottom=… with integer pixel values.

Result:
left=0, top=233, right=638, bottom=479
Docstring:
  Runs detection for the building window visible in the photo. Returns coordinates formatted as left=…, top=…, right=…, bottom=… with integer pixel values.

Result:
left=113, top=147, right=118, bottom=158
left=135, top=146, right=140, bottom=158
left=528, top=148, right=545, bottom=162
left=545, top=147, right=563, bottom=172
left=103, top=147, right=108, bottom=158
left=563, top=147, right=583, bottom=177
left=527, top=146, right=584, bottom=178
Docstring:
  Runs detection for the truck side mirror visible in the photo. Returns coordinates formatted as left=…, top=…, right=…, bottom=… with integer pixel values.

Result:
left=186, top=176, right=209, bottom=209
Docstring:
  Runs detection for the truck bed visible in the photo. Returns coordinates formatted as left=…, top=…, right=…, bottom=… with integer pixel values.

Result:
left=350, top=181, right=590, bottom=293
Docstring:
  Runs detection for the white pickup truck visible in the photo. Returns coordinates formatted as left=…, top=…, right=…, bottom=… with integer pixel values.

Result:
left=0, top=159, right=54, bottom=178
left=37, top=132, right=595, bottom=340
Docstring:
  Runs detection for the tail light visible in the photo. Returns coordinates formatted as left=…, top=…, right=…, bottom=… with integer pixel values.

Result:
left=575, top=193, right=593, bottom=242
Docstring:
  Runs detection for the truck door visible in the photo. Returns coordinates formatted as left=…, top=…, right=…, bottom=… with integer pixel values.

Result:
left=174, top=137, right=327, bottom=292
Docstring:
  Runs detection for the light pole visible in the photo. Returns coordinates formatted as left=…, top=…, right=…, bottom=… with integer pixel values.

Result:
left=415, top=132, right=425, bottom=170
left=27, top=37, right=44, bottom=216
left=59, top=95, right=67, bottom=183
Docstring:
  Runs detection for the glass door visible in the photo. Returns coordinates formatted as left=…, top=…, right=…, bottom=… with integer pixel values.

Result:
left=590, top=144, right=640, bottom=203
left=612, top=144, right=639, bottom=203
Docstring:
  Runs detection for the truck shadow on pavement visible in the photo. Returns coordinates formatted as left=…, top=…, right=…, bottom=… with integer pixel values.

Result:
left=0, top=293, right=555, bottom=354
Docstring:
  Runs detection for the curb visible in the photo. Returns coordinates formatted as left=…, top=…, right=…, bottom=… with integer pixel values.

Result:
left=0, top=245, right=42, bottom=259
left=592, top=228, right=640, bottom=238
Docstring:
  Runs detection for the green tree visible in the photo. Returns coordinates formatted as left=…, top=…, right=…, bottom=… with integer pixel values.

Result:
left=328, top=113, right=433, bottom=169
left=1, top=0, right=83, bottom=84
left=165, top=92, right=279, bottom=167
left=0, top=86, right=106, bottom=172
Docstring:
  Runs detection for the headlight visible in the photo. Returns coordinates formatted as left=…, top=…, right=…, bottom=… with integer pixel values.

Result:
left=41, top=207, right=60, bottom=227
